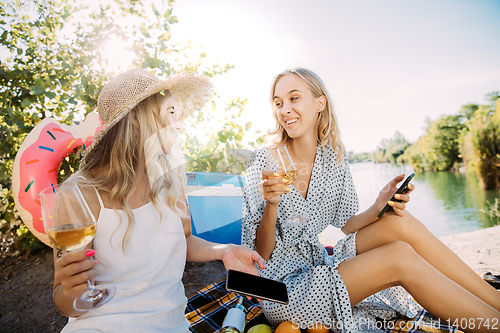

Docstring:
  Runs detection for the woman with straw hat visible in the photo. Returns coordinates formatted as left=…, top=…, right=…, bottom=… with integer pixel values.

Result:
left=51, top=68, right=265, bottom=332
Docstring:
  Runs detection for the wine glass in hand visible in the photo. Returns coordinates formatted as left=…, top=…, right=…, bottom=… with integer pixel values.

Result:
left=40, top=184, right=115, bottom=311
left=267, top=146, right=309, bottom=226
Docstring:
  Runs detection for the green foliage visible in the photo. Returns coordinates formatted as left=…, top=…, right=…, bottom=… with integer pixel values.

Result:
left=399, top=91, right=499, bottom=188
left=399, top=137, right=426, bottom=170
left=459, top=103, right=479, bottom=121
left=0, top=186, right=16, bottom=235
left=348, top=151, right=372, bottom=163
left=0, top=185, right=43, bottom=251
left=358, top=92, right=498, bottom=185
left=371, top=131, right=410, bottom=164
left=15, top=223, right=45, bottom=250
left=0, top=1, right=104, bottom=189
left=425, top=115, right=464, bottom=171
left=480, top=198, right=500, bottom=225
left=182, top=97, right=265, bottom=174
left=348, top=131, right=410, bottom=164
left=399, top=115, right=464, bottom=171
left=460, top=93, right=500, bottom=190
left=0, top=0, right=263, bottom=253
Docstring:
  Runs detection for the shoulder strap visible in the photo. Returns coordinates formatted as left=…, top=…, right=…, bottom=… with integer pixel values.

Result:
left=77, top=176, right=104, bottom=209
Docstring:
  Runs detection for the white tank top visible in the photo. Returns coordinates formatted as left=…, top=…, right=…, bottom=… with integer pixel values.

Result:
left=62, top=191, right=189, bottom=333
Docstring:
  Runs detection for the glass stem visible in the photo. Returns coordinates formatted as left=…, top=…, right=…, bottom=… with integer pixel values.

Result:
left=287, top=192, right=297, bottom=215
left=87, top=279, right=99, bottom=296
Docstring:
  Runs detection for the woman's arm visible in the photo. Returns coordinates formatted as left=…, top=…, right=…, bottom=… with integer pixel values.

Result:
left=185, top=235, right=265, bottom=274
left=181, top=167, right=265, bottom=273
left=342, top=175, right=415, bottom=234
left=341, top=204, right=379, bottom=234
left=254, top=170, right=288, bottom=260
left=255, top=202, right=279, bottom=260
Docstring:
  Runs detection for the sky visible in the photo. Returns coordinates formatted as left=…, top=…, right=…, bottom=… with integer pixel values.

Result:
left=3, top=1, right=499, bottom=153
left=168, top=0, right=500, bottom=153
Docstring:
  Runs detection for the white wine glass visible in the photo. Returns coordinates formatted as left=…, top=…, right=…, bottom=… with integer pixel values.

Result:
left=40, top=184, right=116, bottom=311
left=266, top=146, right=309, bottom=226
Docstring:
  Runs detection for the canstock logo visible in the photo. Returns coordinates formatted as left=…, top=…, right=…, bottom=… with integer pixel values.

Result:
left=9, top=1, right=50, bottom=17
left=185, top=148, right=253, bottom=176
left=147, top=125, right=254, bottom=196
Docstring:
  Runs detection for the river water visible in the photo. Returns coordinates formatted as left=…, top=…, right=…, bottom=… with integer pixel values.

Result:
left=348, top=162, right=500, bottom=237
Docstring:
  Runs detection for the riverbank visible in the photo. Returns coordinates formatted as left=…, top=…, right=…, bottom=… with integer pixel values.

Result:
left=319, top=224, right=500, bottom=276
left=439, top=225, right=500, bottom=275
left=0, top=225, right=499, bottom=332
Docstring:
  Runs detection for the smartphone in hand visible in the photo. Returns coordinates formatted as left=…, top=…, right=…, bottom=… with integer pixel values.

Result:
left=225, top=269, right=289, bottom=304
left=378, top=173, right=415, bottom=218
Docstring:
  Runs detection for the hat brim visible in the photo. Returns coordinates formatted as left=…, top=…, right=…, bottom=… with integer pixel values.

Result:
left=81, top=71, right=213, bottom=167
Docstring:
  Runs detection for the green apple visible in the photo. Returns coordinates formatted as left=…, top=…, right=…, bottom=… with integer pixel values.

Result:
left=247, top=324, right=272, bottom=333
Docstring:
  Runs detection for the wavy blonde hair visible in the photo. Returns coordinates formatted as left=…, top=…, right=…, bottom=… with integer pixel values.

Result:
left=269, top=68, right=345, bottom=161
left=68, top=91, right=186, bottom=250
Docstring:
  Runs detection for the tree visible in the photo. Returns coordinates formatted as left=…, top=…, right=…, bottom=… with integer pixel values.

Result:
left=1, top=1, right=98, bottom=250
left=0, top=0, right=263, bottom=251
left=372, top=131, right=410, bottom=163
left=183, top=97, right=264, bottom=174
left=400, top=137, right=426, bottom=170
left=459, top=103, right=479, bottom=121
left=400, top=115, right=464, bottom=171
left=425, top=115, right=464, bottom=171
left=460, top=93, right=500, bottom=190
left=401, top=92, right=499, bottom=179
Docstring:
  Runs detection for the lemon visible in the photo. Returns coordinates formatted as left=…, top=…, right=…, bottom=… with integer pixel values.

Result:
left=247, top=323, right=272, bottom=333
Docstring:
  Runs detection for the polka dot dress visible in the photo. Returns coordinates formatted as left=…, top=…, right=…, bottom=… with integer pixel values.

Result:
left=242, top=146, right=419, bottom=332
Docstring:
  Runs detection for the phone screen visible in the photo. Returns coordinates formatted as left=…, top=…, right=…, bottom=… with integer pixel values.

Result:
left=378, top=173, right=415, bottom=218
left=226, top=270, right=289, bottom=304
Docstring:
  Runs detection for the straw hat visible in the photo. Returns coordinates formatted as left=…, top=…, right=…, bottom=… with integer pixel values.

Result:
left=81, top=68, right=213, bottom=166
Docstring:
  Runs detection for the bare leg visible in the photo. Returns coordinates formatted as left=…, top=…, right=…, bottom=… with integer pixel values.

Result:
left=337, top=241, right=500, bottom=333
left=356, top=210, right=500, bottom=311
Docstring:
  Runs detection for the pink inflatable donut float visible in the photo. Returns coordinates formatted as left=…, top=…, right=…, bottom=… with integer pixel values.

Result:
left=12, top=112, right=103, bottom=247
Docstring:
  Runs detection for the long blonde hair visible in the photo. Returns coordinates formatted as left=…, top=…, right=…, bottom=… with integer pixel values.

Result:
left=269, top=68, right=345, bottom=161
left=69, top=91, right=186, bottom=250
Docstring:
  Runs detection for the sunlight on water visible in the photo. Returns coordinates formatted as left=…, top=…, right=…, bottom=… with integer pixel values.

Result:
left=350, top=162, right=500, bottom=237
left=320, top=162, right=500, bottom=245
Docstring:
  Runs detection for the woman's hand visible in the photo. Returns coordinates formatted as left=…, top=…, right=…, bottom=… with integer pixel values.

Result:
left=260, top=170, right=290, bottom=206
left=54, top=250, right=97, bottom=299
left=221, top=245, right=265, bottom=276
left=376, top=174, right=415, bottom=217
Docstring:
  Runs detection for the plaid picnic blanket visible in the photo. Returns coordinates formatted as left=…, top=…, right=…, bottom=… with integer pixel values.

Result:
left=185, top=279, right=463, bottom=333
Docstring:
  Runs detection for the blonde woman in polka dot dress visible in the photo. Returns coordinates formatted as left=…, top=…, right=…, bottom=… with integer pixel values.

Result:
left=241, top=68, right=500, bottom=332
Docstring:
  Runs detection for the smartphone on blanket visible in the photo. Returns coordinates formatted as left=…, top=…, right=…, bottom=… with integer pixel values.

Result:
left=226, top=269, right=289, bottom=305
left=378, top=173, right=415, bottom=218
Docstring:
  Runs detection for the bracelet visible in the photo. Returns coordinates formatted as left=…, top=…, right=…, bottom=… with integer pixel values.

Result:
left=53, top=285, right=80, bottom=318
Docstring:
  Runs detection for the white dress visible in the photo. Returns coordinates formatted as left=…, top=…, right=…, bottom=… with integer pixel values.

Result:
left=242, top=146, right=419, bottom=333
left=62, top=191, right=189, bottom=333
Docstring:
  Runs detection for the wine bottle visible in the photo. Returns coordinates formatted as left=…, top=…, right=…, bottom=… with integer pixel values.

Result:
left=220, top=296, right=246, bottom=333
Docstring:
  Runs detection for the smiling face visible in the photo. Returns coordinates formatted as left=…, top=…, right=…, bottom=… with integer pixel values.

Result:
left=272, top=74, right=326, bottom=141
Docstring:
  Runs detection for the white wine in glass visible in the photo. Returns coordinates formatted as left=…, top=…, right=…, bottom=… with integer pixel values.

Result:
left=277, top=170, right=298, bottom=185
left=46, top=223, right=96, bottom=252
left=267, top=146, right=309, bottom=226
left=40, top=184, right=116, bottom=311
